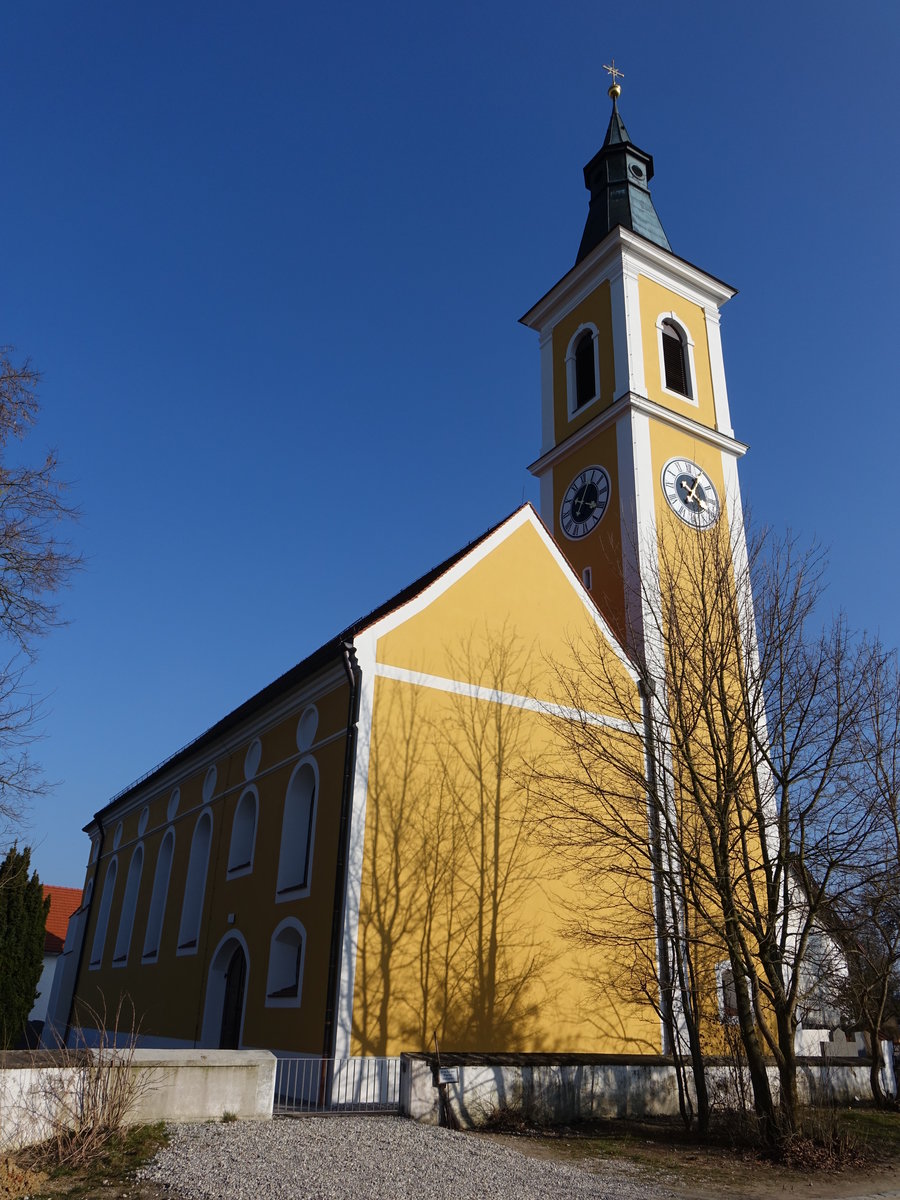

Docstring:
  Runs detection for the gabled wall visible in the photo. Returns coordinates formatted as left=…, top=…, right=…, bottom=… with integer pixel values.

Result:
left=339, top=508, right=660, bottom=1057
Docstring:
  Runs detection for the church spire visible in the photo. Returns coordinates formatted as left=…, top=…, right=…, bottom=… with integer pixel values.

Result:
left=575, top=70, right=671, bottom=264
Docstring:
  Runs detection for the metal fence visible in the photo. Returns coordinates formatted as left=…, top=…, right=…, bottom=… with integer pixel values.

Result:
left=274, top=1056, right=401, bottom=1114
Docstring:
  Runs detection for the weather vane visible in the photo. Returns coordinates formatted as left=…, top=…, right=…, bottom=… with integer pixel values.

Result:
left=603, top=58, right=624, bottom=100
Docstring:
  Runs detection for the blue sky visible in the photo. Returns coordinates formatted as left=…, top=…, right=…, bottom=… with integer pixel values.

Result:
left=2, top=1, right=898, bottom=885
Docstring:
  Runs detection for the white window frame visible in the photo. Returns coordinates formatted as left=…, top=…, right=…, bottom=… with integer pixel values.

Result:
left=296, top=705, right=319, bottom=752
left=276, top=757, right=318, bottom=903
left=142, top=826, right=175, bottom=962
left=112, top=843, right=144, bottom=968
left=716, top=960, right=742, bottom=1025
left=177, top=808, right=213, bottom=956
left=565, top=323, right=602, bottom=418
left=265, top=917, right=306, bottom=1009
left=89, top=856, right=118, bottom=969
left=656, top=312, right=698, bottom=405
left=227, top=786, right=259, bottom=879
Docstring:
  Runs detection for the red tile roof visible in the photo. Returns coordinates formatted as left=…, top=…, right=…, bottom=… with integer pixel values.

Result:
left=43, top=885, right=83, bottom=955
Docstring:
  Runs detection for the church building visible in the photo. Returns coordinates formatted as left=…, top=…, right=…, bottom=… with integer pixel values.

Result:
left=47, top=78, right=756, bottom=1067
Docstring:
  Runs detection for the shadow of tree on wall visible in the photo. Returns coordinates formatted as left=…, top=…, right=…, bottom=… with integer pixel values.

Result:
left=352, top=629, right=551, bottom=1055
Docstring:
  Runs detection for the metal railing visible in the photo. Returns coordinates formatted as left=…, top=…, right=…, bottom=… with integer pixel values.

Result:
left=274, top=1056, right=401, bottom=1114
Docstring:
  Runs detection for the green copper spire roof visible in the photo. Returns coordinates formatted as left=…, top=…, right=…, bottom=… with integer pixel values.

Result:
left=575, top=88, right=671, bottom=263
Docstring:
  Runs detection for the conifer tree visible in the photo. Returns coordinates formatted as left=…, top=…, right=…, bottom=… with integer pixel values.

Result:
left=0, top=844, right=49, bottom=1048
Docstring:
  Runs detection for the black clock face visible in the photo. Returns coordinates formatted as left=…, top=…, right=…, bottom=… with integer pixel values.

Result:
left=661, top=458, right=720, bottom=529
left=560, top=466, right=610, bottom=539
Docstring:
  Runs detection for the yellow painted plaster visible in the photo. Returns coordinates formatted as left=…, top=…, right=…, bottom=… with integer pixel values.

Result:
left=352, top=675, right=658, bottom=1056
left=638, top=276, right=716, bottom=429
left=551, top=281, right=615, bottom=444
left=550, top=423, right=626, bottom=643
left=375, top=518, right=636, bottom=716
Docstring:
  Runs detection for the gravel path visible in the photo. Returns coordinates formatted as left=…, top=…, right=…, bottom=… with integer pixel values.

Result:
left=139, top=1115, right=674, bottom=1200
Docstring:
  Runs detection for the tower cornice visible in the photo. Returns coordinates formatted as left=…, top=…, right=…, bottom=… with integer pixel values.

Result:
left=521, top=227, right=736, bottom=334
left=527, top=390, right=748, bottom=479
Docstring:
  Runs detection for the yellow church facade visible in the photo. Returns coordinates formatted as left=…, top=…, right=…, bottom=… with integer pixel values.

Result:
left=49, top=507, right=658, bottom=1059
left=47, top=83, right=764, bottom=1069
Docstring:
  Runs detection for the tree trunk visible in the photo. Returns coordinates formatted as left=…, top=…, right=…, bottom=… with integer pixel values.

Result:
left=868, top=1022, right=886, bottom=1108
left=775, top=1019, right=799, bottom=1141
left=729, top=954, right=778, bottom=1143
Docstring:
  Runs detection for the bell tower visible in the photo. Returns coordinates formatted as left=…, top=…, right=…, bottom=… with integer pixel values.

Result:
left=521, top=68, right=747, bottom=658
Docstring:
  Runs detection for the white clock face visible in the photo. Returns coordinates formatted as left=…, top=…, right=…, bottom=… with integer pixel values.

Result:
left=560, top=466, right=610, bottom=540
left=661, top=458, right=720, bottom=529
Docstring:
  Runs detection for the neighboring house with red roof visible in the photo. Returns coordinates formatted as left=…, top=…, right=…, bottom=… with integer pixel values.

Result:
left=29, top=885, right=83, bottom=1031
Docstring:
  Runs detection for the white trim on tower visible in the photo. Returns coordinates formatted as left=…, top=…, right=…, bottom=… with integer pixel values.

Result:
left=705, top=307, right=734, bottom=436
left=529, top=391, right=747, bottom=480
left=539, top=327, right=555, bottom=456
left=622, top=263, right=646, bottom=399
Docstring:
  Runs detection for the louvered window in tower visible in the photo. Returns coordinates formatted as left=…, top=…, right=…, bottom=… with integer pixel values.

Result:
left=662, top=320, right=690, bottom=397
left=574, top=331, right=596, bottom=408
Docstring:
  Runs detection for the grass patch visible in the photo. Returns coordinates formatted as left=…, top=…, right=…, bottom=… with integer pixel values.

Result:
left=13, top=1122, right=169, bottom=1199
left=839, top=1106, right=900, bottom=1154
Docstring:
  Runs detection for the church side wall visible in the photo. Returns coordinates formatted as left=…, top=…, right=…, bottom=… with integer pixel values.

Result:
left=70, top=665, right=351, bottom=1055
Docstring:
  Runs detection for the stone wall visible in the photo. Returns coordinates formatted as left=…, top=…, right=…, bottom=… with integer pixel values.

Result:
left=400, top=1051, right=897, bottom=1128
left=0, top=1048, right=276, bottom=1151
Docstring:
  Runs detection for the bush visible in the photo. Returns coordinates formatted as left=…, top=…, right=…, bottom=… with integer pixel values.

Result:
left=29, top=996, right=146, bottom=1167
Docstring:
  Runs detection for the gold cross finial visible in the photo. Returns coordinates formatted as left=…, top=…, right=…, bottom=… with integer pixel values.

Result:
left=603, top=59, right=624, bottom=100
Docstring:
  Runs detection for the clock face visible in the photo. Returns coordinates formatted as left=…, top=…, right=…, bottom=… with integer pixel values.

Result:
left=661, top=458, right=720, bottom=529
left=560, top=466, right=610, bottom=540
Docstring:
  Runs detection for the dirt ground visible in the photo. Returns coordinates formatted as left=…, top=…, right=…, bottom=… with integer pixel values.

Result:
left=480, top=1128, right=900, bottom=1200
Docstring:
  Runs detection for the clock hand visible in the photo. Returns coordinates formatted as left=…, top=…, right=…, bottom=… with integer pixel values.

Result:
left=684, top=476, right=707, bottom=508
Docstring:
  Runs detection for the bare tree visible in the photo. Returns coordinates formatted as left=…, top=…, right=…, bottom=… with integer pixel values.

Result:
left=352, top=628, right=550, bottom=1054
left=533, top=621, right=713, bottom=1134
left=538, top=513, right=887, bottom=1147
left=831, top=652, right=900, bottom=1106
left=0, top=349, right=79, bottom=839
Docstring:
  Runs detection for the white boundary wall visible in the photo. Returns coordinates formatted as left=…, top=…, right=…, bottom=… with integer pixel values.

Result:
left=0, top=1049, right=276, bottom=1151
left=400, top=1053, right=897, bottom=1129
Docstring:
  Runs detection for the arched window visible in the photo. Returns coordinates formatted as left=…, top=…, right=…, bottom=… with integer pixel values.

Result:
left=143, top=828, right=175, bottom=960
left=574, top=331, right=596, bottom=408
left=89, top=857, right=118, bottom=968
left=76, top=877, right=93, bottom=952
left=565, top=325, right=600, bottom=415
left=178, top=809, right=212, bottom=954
left=266, top=918, right=305, bottom=1007
left=227, top=788, right=258, bottom=877
left=716, top=961, right=742, bottom=1024
left=660, top=318, right=692, bottom=398
left=276, top=760, right=317, bottom=898
left=112, top=844, right=144, bottom=966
